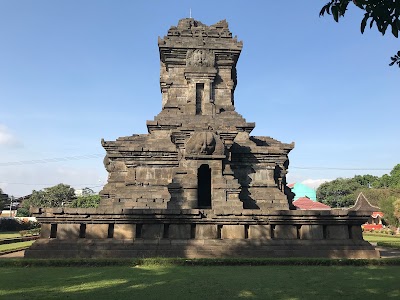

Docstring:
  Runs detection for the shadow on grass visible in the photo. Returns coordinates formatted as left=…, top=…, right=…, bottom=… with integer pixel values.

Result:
left=1, top=265, right=400, bottom=300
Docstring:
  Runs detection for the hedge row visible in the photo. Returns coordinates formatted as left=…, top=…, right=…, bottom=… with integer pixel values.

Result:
left=1, top=257, right=400, bottom=267
left=377, top=241, right=400, bottom=249
left=363, top=232, right=400, bottom=238
left=0, top=219, right=40, bottom=231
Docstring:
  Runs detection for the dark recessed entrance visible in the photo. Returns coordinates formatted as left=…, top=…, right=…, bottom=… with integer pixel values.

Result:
left=197, top=164, right=211, bottom=208
left=195, top=83, right=204, bottom=115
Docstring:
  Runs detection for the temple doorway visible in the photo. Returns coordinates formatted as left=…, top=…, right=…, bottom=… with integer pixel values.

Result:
left=197, top=164, right=211, bottom=208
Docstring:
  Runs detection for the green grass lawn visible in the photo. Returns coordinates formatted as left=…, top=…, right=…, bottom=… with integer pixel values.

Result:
left=0, top=231, right=21, bottom=240
left=0, top=241, right=34, bottom=253
left=0, top=265, right=399, bottom=300
left=363, top=233, right=400, bottom=243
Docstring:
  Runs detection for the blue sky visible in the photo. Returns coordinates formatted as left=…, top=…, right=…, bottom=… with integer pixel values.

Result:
left=0, top=1, right=398, bottom=197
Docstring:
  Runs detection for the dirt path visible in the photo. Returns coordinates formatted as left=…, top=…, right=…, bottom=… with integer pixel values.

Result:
left=0, top=250, right=25, bottom=258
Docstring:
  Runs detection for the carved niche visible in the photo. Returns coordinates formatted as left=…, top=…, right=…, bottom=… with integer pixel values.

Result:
left=186, top=49, right=215, bottom=67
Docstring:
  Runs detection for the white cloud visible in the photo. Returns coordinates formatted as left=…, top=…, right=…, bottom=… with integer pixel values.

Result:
left=0, top=124, right=22, bottom=147
left=0, top=182, right=9, bottom=194
left=301, top=178, right=332, bottom=189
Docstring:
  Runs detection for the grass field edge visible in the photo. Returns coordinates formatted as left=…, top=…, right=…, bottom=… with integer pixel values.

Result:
left=1, top=257, right=400, bottom=267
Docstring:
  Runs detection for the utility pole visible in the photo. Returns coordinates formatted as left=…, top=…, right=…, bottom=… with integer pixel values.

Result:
left=9, top=196, right=12, bottom=217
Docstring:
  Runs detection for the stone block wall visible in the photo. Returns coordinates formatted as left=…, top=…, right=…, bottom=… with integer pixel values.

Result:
left=249, top=225, right=272, bottom=239
left=114, top=224, right=136, bottom=239
left=40, top=222, right=365, bottom=243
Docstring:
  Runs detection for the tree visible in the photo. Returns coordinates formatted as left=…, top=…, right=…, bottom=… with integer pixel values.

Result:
left=380, top=196, right=400, bottom=227
left=371, top=164, right=400, bottom=188
left=353, top=174, right=379, bottom=187
left=0, top=189, right=9, bottom=210
left=316, top=164, right=400, bottom=225
left=320, top=0, right=400, bottom=67
left=394, top=198, right=400, bottom=223
left=45, top=184, right=76, bottom=206
left=16, top=207, right=30, bottom=217
left=69, top=195, right=101, bottom=208
left=81, top=187, right=95, bottom=196
left=389, top=163, right=400, bottom=188
left=317, top=177, right=363, bottom=207
left=359, top=187, right=400, bottom=206
left=374, top=174, right=392, bottom=188
left=24, top=184, right=76, bottom=209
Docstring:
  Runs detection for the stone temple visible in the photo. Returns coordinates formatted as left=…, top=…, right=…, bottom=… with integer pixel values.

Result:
left=26, top=19, right=379, bottom=258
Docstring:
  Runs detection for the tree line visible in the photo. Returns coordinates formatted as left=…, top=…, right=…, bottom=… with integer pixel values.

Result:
left=317, top=163, right=400, bottom=227
left=13, top=184, right=101, bottom=217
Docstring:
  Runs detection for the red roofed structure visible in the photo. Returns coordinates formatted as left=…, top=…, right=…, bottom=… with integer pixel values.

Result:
left=293, top=197, right=331, bottom=210
left=349, top=193, right=384, bottom=230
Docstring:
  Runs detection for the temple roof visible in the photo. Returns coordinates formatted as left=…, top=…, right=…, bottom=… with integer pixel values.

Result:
left=293, top=197, right=331, bottom=210
left=349, top=192, right=381, bottom=213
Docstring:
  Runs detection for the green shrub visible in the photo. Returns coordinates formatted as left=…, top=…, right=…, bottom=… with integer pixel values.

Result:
left=69, top=195, right=101, bottom=208
left=19, top=228, right=41, bottom=236
left=363, top=228, right=397, bottom=235
left=16, top=207, right=30, bottom=217
left=377, top=241, right=400, bottom=249
left=0, top=218, right=40, bottom=231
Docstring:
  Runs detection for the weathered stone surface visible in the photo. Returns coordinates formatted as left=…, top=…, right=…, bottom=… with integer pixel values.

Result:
left=274, top=225, right=297, bottom=239
left=40, top=224, right=51, bottom=239
left=98, top=17, right=293, bottom=212
left=141, top=224, right=163, bottom=239
left=299, top=225, right=324, bottom=240
left=350, top=225, right=363, bottom=240
left=195, top=224, right=218, bottom=239
left=57, top=224, right=80, bottom=240
left=114, top=224, right=136, bottom=240
left=169, top=224, right=191, bottom=239
left=326, top=225, right=349, bottom=239
left=25, top=18, right=379, bottom=259
left=249, top=225, right=271, bottom=239
left=222, top=225, right=245, bottom=239
left=86, top=224, right=109, bottom=239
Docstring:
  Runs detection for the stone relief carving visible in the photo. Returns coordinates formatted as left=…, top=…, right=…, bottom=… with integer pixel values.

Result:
left=103, top=155, right=114, bottom=172
left=185, top=132, right=224, bottom=155
left=186, top=49, right=215, bottom=67
left=103, top=155, right=126, bottom=173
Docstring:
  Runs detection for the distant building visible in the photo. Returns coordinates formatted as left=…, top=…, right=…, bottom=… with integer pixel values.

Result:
left=288, top=183, right=316, bottom=201
left=16, top=194, right=31, bottom=207
left=349, top=192, right=384, bottom=230
left=75, top=189, right=83, bottom=197
left=0, top=193, right=8, bottom=201
left=0, top=210, right=16, bottom=217
left=293, top=197, right=331, bottom=210
left=365, top=212, right=384, bottom=230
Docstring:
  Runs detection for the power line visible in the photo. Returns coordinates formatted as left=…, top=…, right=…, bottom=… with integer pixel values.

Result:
left=0, top=184, right=105, bottom=198
left=0, top=154, right=103, bottom=166
left=0, top=182, right=104, bottom=186
left=291, top=167, right=391, bottom=171
left=0, top=154, right=393, bottom=171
